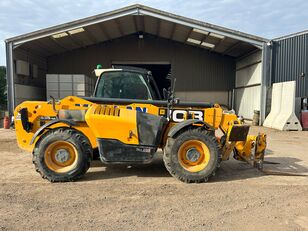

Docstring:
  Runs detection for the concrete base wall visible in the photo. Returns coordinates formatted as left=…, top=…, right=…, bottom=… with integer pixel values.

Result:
left=235, top=50, right=262, bottom=119
left=235, top=86, right=261, bottom=119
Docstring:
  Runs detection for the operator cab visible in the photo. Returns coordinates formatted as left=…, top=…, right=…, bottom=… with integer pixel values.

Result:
left=94, top=66, right=162, bottom=100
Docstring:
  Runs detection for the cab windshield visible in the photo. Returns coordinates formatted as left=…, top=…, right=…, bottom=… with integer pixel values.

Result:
left=95, top=71, right=153, bottom=100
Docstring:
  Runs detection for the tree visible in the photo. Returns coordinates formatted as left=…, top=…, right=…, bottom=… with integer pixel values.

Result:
left=0, top=66, right=7, bottom=111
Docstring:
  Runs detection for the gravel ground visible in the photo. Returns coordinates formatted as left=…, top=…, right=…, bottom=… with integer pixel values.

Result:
left=0, top=127, right=307, bottom=231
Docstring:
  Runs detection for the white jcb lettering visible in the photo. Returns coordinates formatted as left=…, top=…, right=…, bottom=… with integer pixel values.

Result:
left=172, top=110, right=204, bottom=122
left=172, top=110, right=186, bottom=122
left=189, top=110, right=203, bottom=121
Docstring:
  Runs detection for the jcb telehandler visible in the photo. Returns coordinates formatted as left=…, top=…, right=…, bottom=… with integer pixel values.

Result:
left=14, top=66, right=267, bottom=183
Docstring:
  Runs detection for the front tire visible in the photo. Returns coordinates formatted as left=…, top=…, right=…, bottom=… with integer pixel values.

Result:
left=163, top=128, right=221, bottom=183
left=33, top=128, right=92, bottom=182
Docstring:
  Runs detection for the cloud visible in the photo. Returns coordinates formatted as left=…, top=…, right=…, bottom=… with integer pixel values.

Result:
left=0, top=0, right=307, bottom=65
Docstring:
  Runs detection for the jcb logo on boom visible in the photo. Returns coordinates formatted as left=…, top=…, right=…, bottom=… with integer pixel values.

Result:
left=172, top=110, right=204, bottom=122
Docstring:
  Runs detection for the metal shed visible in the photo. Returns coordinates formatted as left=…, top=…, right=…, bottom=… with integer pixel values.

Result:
left=5, top=4, right=269, bottom=122
left=272, top=30, right=308, bottom=97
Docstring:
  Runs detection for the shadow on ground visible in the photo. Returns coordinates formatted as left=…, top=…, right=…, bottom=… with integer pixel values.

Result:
left=81, top=153, right=308, bottom=182
left=81, top=157, right=170, bottom=181
left=212, top=156, right=308, bottom=182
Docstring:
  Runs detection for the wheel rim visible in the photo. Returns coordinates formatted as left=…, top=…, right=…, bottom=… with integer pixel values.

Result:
left=44, top=141, right=78, bottom=173
left=178, top=140, right=210, bottom=172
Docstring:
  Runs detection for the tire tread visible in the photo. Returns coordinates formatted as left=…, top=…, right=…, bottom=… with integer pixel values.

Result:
left=163, top=128, right=221, bottom=183
left=32, top=128, right=92, bottom=182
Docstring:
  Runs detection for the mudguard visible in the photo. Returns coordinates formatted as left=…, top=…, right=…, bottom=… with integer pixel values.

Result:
left=168, top=119, right=214, bottom=138
left=29, top=119, right=77, bottom=145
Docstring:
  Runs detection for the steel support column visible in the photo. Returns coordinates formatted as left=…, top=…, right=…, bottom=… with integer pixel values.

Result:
left=5, top=42, right=15, bottom=118
left=260, top=42, right=272, bottom=125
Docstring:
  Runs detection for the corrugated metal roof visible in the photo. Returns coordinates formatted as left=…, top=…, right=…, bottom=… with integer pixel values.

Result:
left=5, top=4, right=266, bottom=59
left=274, top=30, right=308, bottom=41
left=6, top=5, right=267, bottom=44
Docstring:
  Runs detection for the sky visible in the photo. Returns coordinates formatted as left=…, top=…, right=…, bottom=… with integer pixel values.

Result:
left=0, top=0, right=307, bottom=66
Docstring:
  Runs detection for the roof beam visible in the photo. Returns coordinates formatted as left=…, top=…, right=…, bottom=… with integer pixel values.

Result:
left=18, top=45, right=48, bottom=59
left=18, top=40, right=53, bottom=57
left=140, top=15, right=145, bottom=32
left=114, top=19, right=124, bottom=36
left=156, top=19, right=161, bottom=36
left=184, top=28, right=193, bottom=43
left=236, top=47, right=260, bottom=61
left=133, top=15, right=145, bottom=35
left=200, top=34, right=208, bottom=47
left=83, top=28, right=100, bottom=43
left=33, top=40, right=54, bottom=56
left=68, top=34, right=85, bottom=48
left=170, top=23, right=176, bottom=39
left=133, top=15, right=138, bottom=32
left=38, top=38, right=65, bottom=54
left=139, top=9, right=265, bottom=48
left=98, top=23, right=111, bottom=40
left=213, top=37, right=226, bottom=52
left=9, top=8, right=138, bottom=46
left=222, top=41, right=242, bottom=55
left=49, top=37, right=70, bottom=52
left=7, top=6, right=266, bottom=48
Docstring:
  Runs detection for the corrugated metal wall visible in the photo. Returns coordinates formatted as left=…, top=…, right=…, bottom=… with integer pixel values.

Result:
left=48, top=34, right=235, bottom=104
left=13, top=48, right=47, bottom=87
left=13, top=48, right=47, bottom=105
left=272, top=33, right=308, bottom=97
left=14, top=84, right=45, bottom=106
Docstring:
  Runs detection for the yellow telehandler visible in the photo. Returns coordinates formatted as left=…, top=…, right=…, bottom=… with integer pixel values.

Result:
left=14, top=66, right=266, bottom=183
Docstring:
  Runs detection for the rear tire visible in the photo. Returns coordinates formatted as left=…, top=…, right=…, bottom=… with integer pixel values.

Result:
left=33, top=128, right=92, bottom=182
left=163, top=128, right=221, bottom=183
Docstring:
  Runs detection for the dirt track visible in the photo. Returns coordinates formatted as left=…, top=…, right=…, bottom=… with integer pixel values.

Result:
left=0, top=127, right=308, bottom=230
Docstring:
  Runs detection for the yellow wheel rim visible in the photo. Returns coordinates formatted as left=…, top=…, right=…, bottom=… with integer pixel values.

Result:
left=178, top=140, right=210, bottom=172
left=44, top=141, right=78, bottom=173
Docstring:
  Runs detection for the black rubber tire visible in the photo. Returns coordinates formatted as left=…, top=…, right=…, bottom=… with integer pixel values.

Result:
left=33, top=128, right=92, bottom=182
left=163, top=128, right=221, bottom=183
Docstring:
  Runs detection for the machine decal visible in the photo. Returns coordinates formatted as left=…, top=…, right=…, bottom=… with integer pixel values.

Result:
left=126, top=106, right=148, bottom=113
left=40, top=116, right=57, bottom=121
left=172, top=110, right=204, bottom=122
left=159, top=108, right=204, bottom=122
